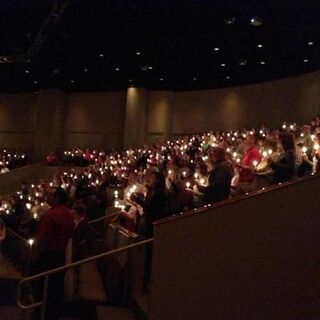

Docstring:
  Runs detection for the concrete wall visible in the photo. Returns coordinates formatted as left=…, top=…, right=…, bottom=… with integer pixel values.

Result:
left=150, top=175, right=320, bottom=320
left=65, top=91, right=126, bottom=150
left=0, top=93, right=38, bottom=149
left=171, top=71, right=320, bottom=134
left=0, top=72, right=319, bottom=154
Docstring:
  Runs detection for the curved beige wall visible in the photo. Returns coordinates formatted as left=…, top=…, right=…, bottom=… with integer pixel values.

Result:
left=171, top=71, right=320, bottom=134
left=0, top=71, right=319, bottom=153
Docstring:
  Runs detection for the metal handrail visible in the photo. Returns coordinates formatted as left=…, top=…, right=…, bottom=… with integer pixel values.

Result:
left=7, top=227, right=28, bottom=242
left=16, top=237, right=154, bottom=315
left=88, top=211, right=120, bottom=225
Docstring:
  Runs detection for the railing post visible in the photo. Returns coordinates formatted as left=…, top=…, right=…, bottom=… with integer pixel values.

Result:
left=40, top=276, right=49, bottom=320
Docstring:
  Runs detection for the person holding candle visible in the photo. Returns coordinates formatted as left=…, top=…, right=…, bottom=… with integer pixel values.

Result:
left=268, top=132, right=296, bottom=183
left=31, top=187, right=74, bottom=320
left=238, top=135, right=261, bottom=193
left=197, top=147, right=232, bottom=204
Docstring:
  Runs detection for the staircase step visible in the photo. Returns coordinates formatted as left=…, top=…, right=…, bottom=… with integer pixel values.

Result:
left=97, top=306, right=135, bottom=320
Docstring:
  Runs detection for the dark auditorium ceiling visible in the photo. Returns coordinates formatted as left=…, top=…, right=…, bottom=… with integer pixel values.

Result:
left=1, top=0, right=320, bottom=92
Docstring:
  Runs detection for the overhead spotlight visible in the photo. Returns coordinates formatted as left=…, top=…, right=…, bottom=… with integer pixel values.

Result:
left=25, top=70, right=30, bottom=74
left=303, top=59, right=309, bottom=63
left=193, top=77, right=197, bottom=81
left=128, top=79, right=133, bottom=82
left=53, top=68, right=60, bottom=74
left=260, top=61, right=266, bottom=65
left=224, top=17, right=236, bottom=25
left=99, top=53, right=105, bottom=58
left=238, top=59, right=247, bottom=66
left=160, top=78, right=164, bottom=81
left=136, top=52, right=141, bottom=55
left=250, top=16, right=263, bottom=27
left=148, top=66, right=153, bottom=70
left=226, top=76, right=230, bottom=80
left=214, top=47, right=220, bottom=51
left=257, top=44, right=263, bottom=48
left=220, top=63, right=226, bottom=67
left=83, top=68, right=88, bottom=72
left=308, top=42, right=314, bottom=46
left=33, top=81, right=38, bottom=84
left=70, top=80, right=75, bottom=83
left=115, top=67, right=120, bottom=71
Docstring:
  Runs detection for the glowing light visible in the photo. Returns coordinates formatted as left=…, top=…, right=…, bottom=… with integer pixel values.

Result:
left=28, top=239, right=34, bottom=247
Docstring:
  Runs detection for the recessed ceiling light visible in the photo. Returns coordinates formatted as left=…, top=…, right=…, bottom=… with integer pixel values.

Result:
left=303, top=59, right=309, bottom=63
left=25, top=70, right=30, bottom=74
left=129, top=79, right=133, bottom=82
left=193, top=77, right=197, bottom=81
left=136, top=52, right=141, bottom=55
left=214, top=47, right=220, bottom=51
left=99, top=53, right=104, bottom=58
left=257, top=44, right=263, bottom=48
left=239, top=59, right=247, bottom=66
left=224, top=17, right=235, bottom=25
left=70, top=80, right=75, bottom=83
left=308, top=42, right=314, bottom=46
left=226, top=76, right=230, bottom=80
left=160, top=78, right=164, bottom=81
left=83, top=68, right=88, bottom=72
left=115, top=67, right=120, bottom=71
left=250, top=16, right=263, bottom=27
left=148, top=66, right=153, bottom=70
left=260, top=61, right=266, bottom=65
left=33, top=81, right=38, bottom=84
left=221, top=63, right=226, bottom=67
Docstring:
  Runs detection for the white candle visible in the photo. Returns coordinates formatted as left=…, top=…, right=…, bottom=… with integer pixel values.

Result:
left=28, top=239, right=34, bottom=247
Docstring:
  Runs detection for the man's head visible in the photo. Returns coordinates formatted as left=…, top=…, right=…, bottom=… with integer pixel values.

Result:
left=48, top=187, right=68, bottom=207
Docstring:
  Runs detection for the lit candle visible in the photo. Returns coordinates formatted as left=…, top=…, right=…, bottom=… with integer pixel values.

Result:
left=28, top=239, right=34, bottom=248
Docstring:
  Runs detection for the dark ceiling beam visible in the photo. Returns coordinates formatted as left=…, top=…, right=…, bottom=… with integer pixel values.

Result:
left=26, top=0, right=73, bottom=61
left=0, top=0, right=72, bottom=64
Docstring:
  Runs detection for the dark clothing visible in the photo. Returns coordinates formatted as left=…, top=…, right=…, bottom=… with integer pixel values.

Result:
left=269, top=150, right=296, bottom=183
left=141, top=187, right=167, bottom=237
left=200, top=160, right=233, bottom=204
left=73, top=219, right=100, bottom=261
